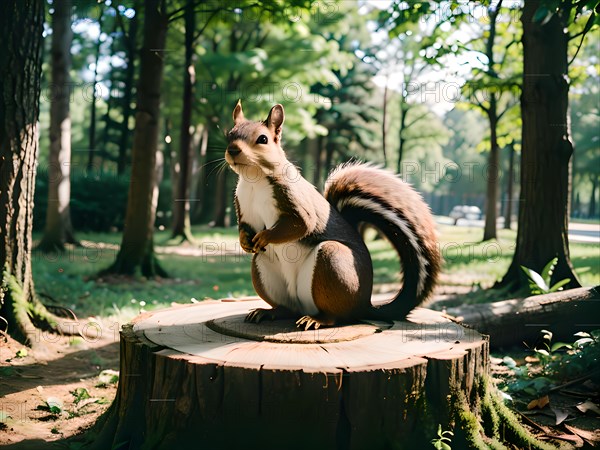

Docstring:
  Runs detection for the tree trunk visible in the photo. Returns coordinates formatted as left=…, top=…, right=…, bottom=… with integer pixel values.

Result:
left=212, top=169, right=228, bottom=227
left=497, top=1, right=580, bottom=290
left=503, top=141, right=515, bottom=229
left=589, top=174, right=597, bottom=218
left=191, top=125, right=208, bottom=223
left=482, top=99, right=499, bottom=241
left=117, top=0, right=138, bottom=176
left=313, top=134, right=324, bottom=190
left=88, top=299, right=552, bottom=450
left=102, top=0, right=168, bottom=278
left=397, top=101, right=407, bottom=174
left=171, top=0, right=195, bottom=242
left=87, top=8, right=103, bottom=173
left=324, top=140, right=335, bottom=178
left=38, top=0, right=79, bottom=253
left=0, top=0, right=86, bottom=347
left=481, top=2, right=502, bottom=241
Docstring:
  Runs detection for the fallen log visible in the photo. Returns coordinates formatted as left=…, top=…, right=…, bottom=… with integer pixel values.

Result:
left=443, top=286, right=600, bottom=348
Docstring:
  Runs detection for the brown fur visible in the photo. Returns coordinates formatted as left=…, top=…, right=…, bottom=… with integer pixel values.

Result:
left=226, top=102, right=441, bottom=327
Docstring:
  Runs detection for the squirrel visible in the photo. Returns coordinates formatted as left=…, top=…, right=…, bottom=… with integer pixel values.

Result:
left=225, top=101, right=441, bottom=330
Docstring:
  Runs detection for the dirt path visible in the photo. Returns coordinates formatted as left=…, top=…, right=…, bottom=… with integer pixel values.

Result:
left=0, top=331, right=119, bottom=448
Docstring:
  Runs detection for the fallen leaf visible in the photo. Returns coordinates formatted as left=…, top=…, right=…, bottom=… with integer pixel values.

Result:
left=576, top=400, right=600, bottom=415
left=527, top=395, right=550, bottom=410
left=551, top=406, right=569, bottom=425
left=564, top=424, right=600, bottom=443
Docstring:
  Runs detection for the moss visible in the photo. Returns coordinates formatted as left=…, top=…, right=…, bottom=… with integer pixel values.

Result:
left=488, top=389, right=555, bottom=450
left=481, top=385, right=500, bottom=438
left=444, top=377, right=557, bottom=450
left=2, top=266, right=83, bottom=346
left=453, top=390, right=497, bottom=450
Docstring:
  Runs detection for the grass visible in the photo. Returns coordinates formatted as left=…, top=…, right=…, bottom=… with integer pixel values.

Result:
left=371, top=224, right=599, bottom=288
left=32, top=227, right=253, bottom=322
left=31, top=224, right=599, bottom=322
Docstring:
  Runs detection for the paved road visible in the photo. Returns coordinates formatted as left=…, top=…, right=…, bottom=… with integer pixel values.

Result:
left=436, top=216, right=600, bottom=244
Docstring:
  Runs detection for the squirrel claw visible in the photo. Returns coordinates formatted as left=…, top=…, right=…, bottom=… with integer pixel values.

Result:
left=296, top=316, right=323, bottom=331
left=246, top=307, right=294, bottom=323
left=245, top=308, right=272, bottom=323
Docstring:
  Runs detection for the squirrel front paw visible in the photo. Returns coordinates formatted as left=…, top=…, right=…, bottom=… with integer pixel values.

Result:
left=252, top=230, right=270, bottom=252
left=239, top=227, right=256, bottom=253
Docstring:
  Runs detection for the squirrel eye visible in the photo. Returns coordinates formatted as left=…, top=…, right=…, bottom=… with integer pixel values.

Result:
left=256, top=135, right=268, bottom=145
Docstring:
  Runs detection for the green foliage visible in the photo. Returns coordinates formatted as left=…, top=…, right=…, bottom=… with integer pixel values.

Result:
left=431, top=424, right=453, bottom=450
left=502, top=329, right=600, bottom=397
left=520, top=257, right=571, bottom=295
left=34, top=172, right=128, bottom=232
left=39, top=397, right=64, bottom=415
left=34, top=172, right=174, bottom=232
left=71, top=387, right=91, bottom=405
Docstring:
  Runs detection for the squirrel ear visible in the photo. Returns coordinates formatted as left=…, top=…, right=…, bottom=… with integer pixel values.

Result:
left=233, top=100, right=244, bottom=125
left=266, top=104, right=284, bottom=138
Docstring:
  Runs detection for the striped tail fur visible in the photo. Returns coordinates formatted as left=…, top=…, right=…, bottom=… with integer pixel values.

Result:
left=324, top=163, right=441, bottom=320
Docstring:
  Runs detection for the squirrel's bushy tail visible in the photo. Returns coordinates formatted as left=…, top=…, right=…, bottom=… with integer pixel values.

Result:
left=324, top=163, right=441, bottom=320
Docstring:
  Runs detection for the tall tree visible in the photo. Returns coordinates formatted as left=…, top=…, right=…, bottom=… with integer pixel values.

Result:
left=38, top=0, right=79, bottom=253
left=171, top=0, right=196, bottom=242
left=498, top=0, right=598, bottom=290
left=117, top=1, right=139, bottom=175
left=503, top=140, right=516, bottom=229
left=87, top=7, right=104, bottom=172
left=471, top=0, right=515, bottom=241
left=102, top=0, right=168, bottom=277
left=0, top=0, right=82, bottom=345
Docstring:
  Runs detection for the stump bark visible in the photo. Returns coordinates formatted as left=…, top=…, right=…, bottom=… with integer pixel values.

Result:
left=89, top=298, right=551, bottom=450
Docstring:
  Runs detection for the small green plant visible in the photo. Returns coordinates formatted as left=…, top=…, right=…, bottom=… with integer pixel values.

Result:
left=521, top=257, right=570, bottom=295
left=96, top=369, right=119, bottom=387
left=38, top=397, right=64, bottom=415
left=502, top=329, right=600, bottom=396
left=71, top=387, right=91, bottom=405
left=431, top=424, right=453, bottom=450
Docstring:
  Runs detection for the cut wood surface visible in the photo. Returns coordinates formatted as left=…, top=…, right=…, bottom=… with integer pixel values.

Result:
left=92, top=298, right=490, bottom=450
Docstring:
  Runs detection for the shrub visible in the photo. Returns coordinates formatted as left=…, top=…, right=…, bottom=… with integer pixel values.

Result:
left=34, top=172, right=173, bottom=232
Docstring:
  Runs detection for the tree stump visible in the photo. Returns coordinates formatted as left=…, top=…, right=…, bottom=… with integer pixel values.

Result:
left=90, top=298, right=550, bottom=450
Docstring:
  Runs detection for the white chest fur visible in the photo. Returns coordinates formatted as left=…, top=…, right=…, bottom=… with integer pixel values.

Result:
left=236, top=176, right=279, bottom=231
left=235, top=175, right=318, bottom=315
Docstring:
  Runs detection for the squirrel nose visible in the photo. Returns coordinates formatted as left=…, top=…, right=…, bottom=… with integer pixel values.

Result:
left=227, top=146, right=241, bottom=157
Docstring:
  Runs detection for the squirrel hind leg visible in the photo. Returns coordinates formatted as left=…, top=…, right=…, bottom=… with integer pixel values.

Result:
left=310, top=241, right=373, bottom=323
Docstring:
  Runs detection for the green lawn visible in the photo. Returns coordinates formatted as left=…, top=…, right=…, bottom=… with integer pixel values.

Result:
left=31, top=224, right=599, bottom=322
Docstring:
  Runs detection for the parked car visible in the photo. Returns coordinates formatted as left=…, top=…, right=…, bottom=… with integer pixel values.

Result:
left=449, top=205, right=482, bottom=224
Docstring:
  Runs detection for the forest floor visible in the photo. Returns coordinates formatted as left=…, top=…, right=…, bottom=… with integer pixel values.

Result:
left=0, top=224, right=598, bottom=448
